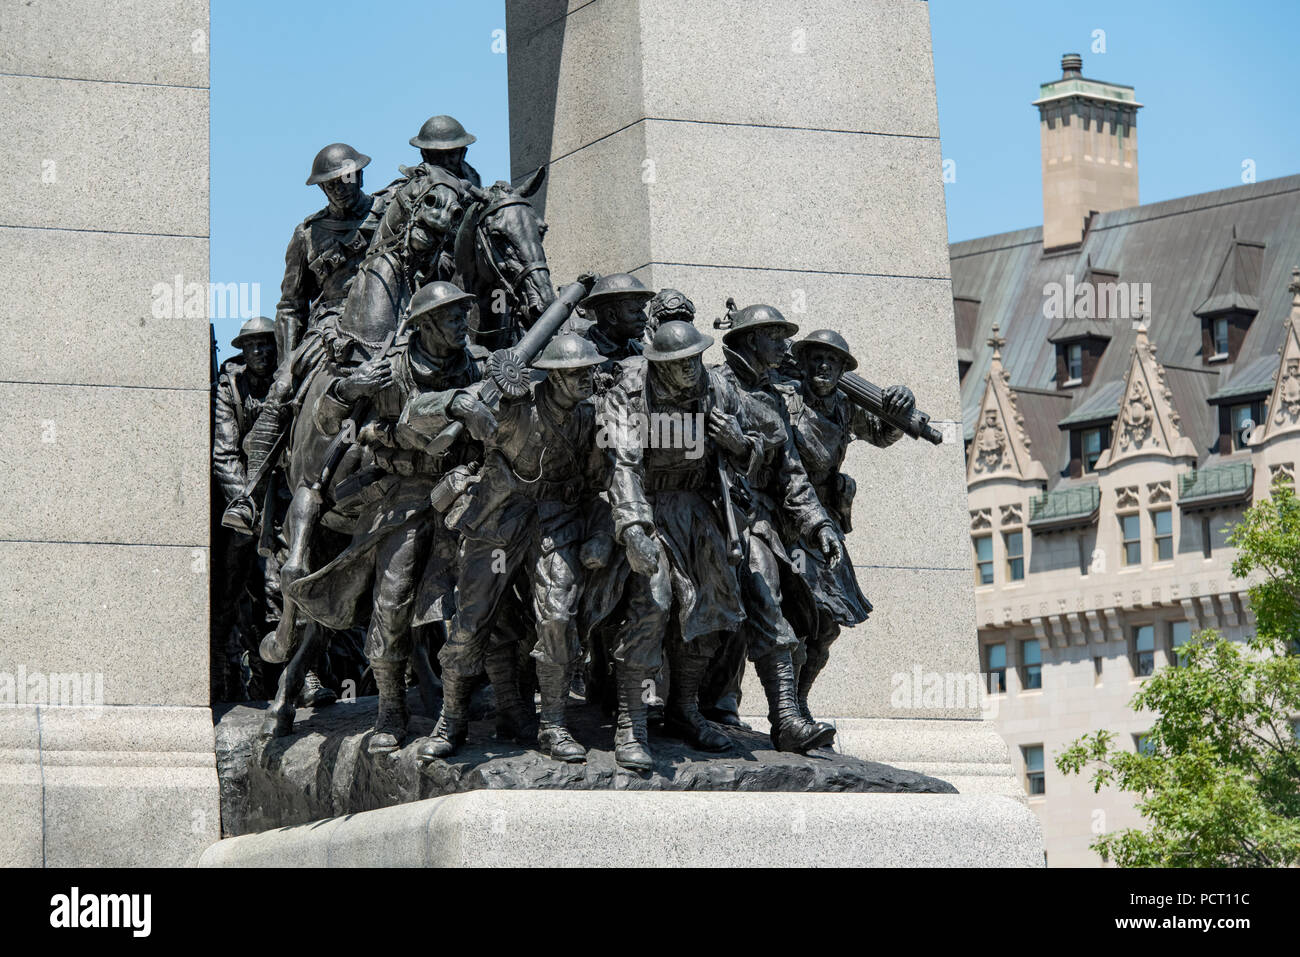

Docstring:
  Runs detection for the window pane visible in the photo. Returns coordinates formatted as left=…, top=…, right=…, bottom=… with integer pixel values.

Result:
left=1083, top=429, right=1101, bottom=454
left=1171, top=621, right=1191, bottom=647
left=1021, top=639, right=1041, bottom=665
left=1135, top=625, right=1154, bottom=651
left=1214, top=319, right=1229, bottom=354
left=1125, top=542, right=1142, bottom=565
left=1121, top=514, right=1140, bottom=539
left=1023, top=745, right=1044, bottom=773
left=1156, top=537, right=1173, bottom=561
left=1006, top=531, right=1023, bottom=556
left=1153, top=510, right=1171, bottom=535
left=974, top=536, right=992, bottom=561
left=987, top=644, right=1006, bottom=669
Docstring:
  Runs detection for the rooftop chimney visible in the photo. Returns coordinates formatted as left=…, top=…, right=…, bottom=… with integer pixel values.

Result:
left=1034, top=54, right=1141, bottom=251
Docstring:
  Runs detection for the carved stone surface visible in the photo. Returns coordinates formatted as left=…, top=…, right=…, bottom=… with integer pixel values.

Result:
left=1147, top=479, right=1171, bottom=503
left=214, top=693, right=955, bottom=837
left=1275, top=358, right=1300, bottom=426
left=970, top=508, right=992, bottom=530
left=1116, top=485, right=1140, bottom=509
left=999, top=503, right=1023, bottom=526
left=972, top=409, right=1006, bottom=473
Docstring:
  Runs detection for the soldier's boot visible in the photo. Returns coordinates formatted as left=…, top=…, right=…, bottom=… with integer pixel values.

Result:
left=797, top=642, right=832, bottom=725
left=754, top=650, right=835, bottom=754
left=484, top=644, right=536, bottom=743
left=417, top=670, right=472, bottom=762
left=664, top=651, right=731, bottom=753
left=298, top=669, right=338, bottom=708
left=614, top=670, right=654, bottom=771
left=367, top=661, right=409, bottom=756
left=535, top=662, right=586, bottom=763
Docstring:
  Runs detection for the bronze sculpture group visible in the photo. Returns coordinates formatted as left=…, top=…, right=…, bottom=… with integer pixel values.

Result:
left=212, top=115, right=937, bottom=771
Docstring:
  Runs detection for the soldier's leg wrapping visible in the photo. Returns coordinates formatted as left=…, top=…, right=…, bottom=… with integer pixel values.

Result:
left=423, top=536, right=525, bottom=761
left=701, top=628, right=747, bottom=725
left=364, top=518, right=433, bottom=753
left=609, top=560, right=673, bottom=770
left=529, top=540, right=587, bottom=760
left=741, top=536, right=833, bottom=753
left=798, top=613, right=840, bottom=721
left=665, top=624, right=731, bottom=752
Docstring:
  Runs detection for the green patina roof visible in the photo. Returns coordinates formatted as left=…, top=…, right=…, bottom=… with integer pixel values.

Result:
left=1178, top=461, right=1254, bottom=505
left=1029, top=484, right=1101, bottom=528
left=1034, top=77, right=1139, bottom=106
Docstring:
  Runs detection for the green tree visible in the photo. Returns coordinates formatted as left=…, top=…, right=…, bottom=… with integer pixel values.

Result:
left=1056, top=483, right=1300, bottom=866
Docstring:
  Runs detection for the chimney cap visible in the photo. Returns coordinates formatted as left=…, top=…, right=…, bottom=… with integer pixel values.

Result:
left=1061, top=53, right=1083, bottom=76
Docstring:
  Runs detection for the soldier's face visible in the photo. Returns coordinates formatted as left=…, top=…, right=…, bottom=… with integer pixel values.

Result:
left=750, top=327, right=789, bottom=370
left=656, top=354, right=704, bottom=393
left=243, top=336, right=277, bottom=377
left=320, top=174, right=362, bottom=210
left=802, top=346, right=845, bottom=397
left=602, top=298, right=647, bottom=342
left=551, top=365, right=595, bottom=404
left=422, top=147, right=466, bottom=171
left=416, top=303, right=470, bottom=353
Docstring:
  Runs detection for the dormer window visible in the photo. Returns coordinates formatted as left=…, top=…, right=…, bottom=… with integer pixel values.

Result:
left=1081, top=427, right=1108, bottom=472
left=1194, top=229, right=1263, bottom=366
left=1211, top=318, right=1230, bottom=360
left=1066, top=343, right=1083, bottom=383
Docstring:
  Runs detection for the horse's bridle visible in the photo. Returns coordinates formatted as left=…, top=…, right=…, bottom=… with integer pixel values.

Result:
left=473, top=194, right=549, bottom=309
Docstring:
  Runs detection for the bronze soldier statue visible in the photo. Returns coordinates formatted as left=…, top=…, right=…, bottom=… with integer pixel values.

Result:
left=781, top=330, right=913, bottom=725
left=212, top=316, right=282, bottom=700
left=588, top=321, right=771, bottom=767
left=284, top=281, right=491, bottom=755
left=564, top=273, right=655, bottom=382
left=230, top=144, right=385, bottom=535
left=415, top=334, right=610, bottom=763
left=407, top=114, right=482, bottom=188
left=713, top=303, right=842, bottom=752
left=276, top=143, right=383, bottom=359
left=644, top=288, right=696, bottom=339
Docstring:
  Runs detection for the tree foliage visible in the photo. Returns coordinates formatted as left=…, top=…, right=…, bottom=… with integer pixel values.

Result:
left=1056, top=484, right=1300, bottom=866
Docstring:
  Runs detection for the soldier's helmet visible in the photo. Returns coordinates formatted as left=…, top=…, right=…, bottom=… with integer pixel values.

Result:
left=647, top=288, right=696, bottom=324
left=718, top=303, right=799, bottom=345
left=232, top=315, right=277, bottom=349
left=644, top=320, right=714, bottom=362
left=791, top=329, right=858, bottom=371
left=581, top=273, right=656, bottom=310
left=533, top=334, right=607, bottom=369
left=410, top=115, right=477, bottom=151
left=305, top=143, right=372, bottom=186
left=407, top=281, right=477, bottom=324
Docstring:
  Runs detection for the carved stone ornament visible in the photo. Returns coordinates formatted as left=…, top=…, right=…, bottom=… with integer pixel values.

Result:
left=1000, top=503, right=1023, bottom=527
left=1116, top=485, right=1140, bottom=509
left=1270, top=462, right=1295, bottom=486
left=1118, top=378, right=1157, bottom=451
left=973, top=408, right=1007, bottom=473
left=1147, top=480, right=1171, bottom=503
left=1274, top=358, right=1300, bottom=426
left=970, top=508, right=993, bottom=530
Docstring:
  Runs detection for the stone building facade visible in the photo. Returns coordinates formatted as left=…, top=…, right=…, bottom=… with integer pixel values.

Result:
left=952, top=55, right=1300, bottom=866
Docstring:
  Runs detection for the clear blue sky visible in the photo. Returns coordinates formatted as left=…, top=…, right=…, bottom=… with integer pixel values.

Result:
left=931, top=0, right=1298, bottom=242
left=212, top=0, right=1298, bottom=357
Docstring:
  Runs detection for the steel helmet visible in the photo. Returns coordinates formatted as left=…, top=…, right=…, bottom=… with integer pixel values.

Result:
left=791, top=329, right=858, bottom=371
left=410, top=115, right=477, bottom=151
left=643, top=320, right=714, bottom=362
left=305, top=143, right=371, bottom=185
